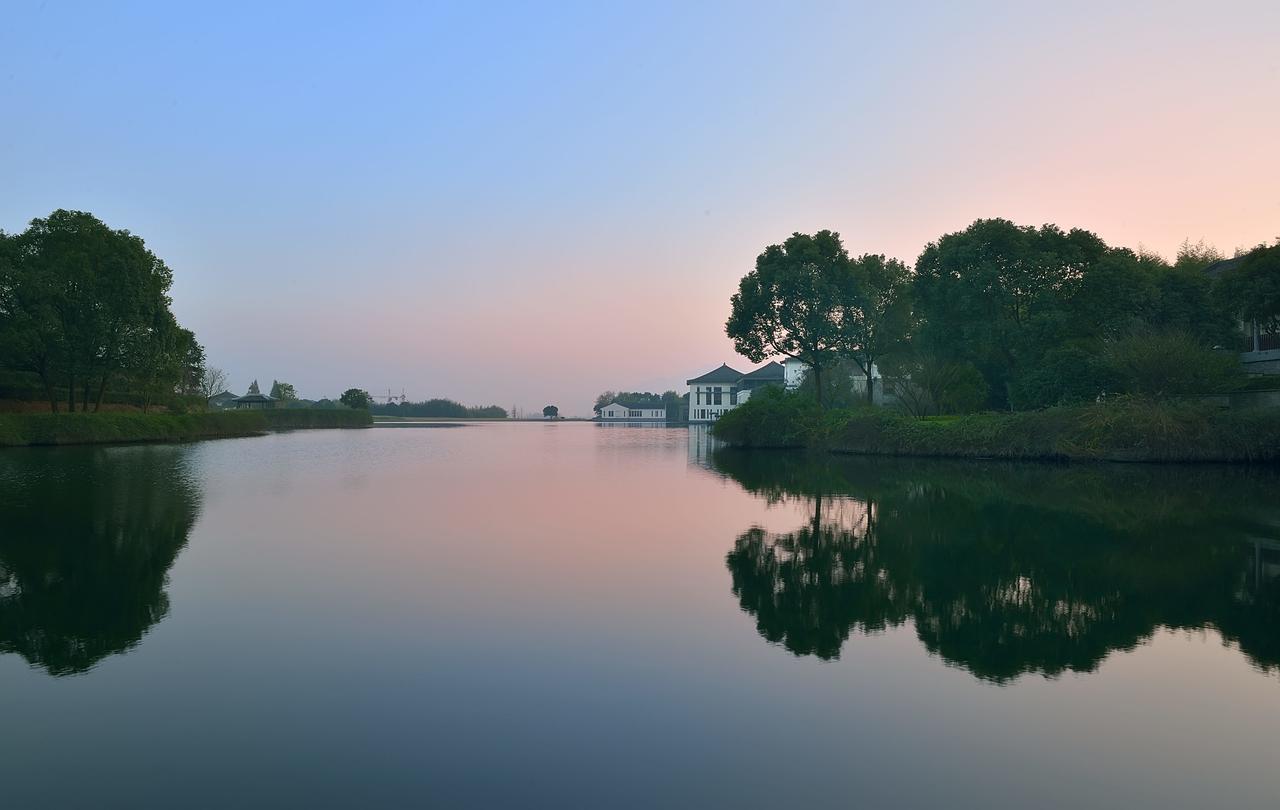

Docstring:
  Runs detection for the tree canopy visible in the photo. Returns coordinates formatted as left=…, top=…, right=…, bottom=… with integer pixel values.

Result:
left=726, top=231, right=859, bottom=406
left=0, top=210, right=202, bottom=411
left=339, top=388, right=371, bottom=409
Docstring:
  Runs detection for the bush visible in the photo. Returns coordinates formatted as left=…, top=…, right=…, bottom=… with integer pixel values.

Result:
left=714, top=394, right=1280, bottom=463
left=1101, top=331, right=1242, bottom=399
left=710, top=386, right=824, bottom=448
left=882, top=353, right=988, bottom=417
left=0, top=411, right=267, bottom=447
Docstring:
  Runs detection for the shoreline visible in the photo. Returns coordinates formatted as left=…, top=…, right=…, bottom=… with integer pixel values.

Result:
left=0, top=410, right=372, bottom=449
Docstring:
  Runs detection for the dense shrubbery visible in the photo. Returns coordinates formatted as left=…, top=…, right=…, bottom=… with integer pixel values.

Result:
left=0, top=411, right=267, bottom=447
left=0, top=407, right=372, bottom=446
left=712, top=388, right=1280, bottom=462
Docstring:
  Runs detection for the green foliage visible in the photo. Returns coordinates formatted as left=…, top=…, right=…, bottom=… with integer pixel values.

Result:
left=726, top=230, right=856, bottom=406
left=1102, top=331, right=1242, bottom=399
left=542, top=405, right=559, bottom=418
left=912, top=220, right=1239, bottom=409
left=883, top=352, right=988, bottom=416
left=339, top=388, right=372, bottom=409
left=0, top=210, right=197, bottom=412
left=710, top=386, right=825, bottom=448
left=371, top=398, right=507, bottom=418
left=0, top=411, right=267, bottom=447
left=269, top=380, right=298, bottom=401
left=844, top=253, right=913, bottom=403
left=712, top=388, right=1280, bottom=462
left=1216, top=243, right=1280, bottom=333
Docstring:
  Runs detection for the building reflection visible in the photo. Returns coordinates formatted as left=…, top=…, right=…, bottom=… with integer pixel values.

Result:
left=0, top=446, right=201, bottom=676
left=713, top=448, right=1280, bottom=682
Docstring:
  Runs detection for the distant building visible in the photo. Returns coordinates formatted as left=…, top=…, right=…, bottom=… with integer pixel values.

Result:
left=207, top=390, right=238, bottom=410
left=233, top=380, right=277, bottom=410
left=686, top=361, right=785, bottom=423
left=597, top=401, right=666, bottom=421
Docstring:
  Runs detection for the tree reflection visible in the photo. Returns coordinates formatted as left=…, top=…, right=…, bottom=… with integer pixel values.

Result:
left=716, top=449, right=1280, bottom=682
left=0, top=446, right=200, bottom=676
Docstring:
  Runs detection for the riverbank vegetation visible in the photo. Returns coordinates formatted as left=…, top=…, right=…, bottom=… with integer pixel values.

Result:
left=714, top=220, right=1280, bottom=461
left=713, top=386, right=1280, bottom=462
left=0, top=407, right=372, bottom=447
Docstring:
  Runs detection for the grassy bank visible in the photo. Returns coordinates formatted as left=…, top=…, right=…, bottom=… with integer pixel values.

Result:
left=711, top=387, right=1280, bottom=463
left=0, top=411, right=268, bottom=447
left=0, top=408, right=372, bottom=447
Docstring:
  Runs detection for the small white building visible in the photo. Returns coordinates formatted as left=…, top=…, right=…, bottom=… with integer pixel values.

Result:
left=597, top=401, right=667, bottom=421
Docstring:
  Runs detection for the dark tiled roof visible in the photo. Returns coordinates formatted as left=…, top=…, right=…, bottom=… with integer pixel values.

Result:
left=208, top=391, right=236, bottom=400
left=686, top=363, right=745, bottom=384
left=1203, top=257, right=1244, bottom=279
left=602, top=400, right=664, bottom=410
left=741, top=361, right=785, bottom=381
left=234, top=393, right=276, bottom=403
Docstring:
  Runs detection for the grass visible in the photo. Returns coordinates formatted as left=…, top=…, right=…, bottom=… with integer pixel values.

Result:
left=711, top=387, right=1280, bottom=463
left=0, top=408, right=372, bottom=447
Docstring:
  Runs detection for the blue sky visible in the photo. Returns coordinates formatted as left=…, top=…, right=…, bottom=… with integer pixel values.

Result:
left=3, top=1, right=1277, bottom=413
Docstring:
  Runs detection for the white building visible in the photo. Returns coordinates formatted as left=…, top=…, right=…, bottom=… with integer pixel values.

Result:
left=687, top=361, right=786, bottom=422
left=597, top=401, right=667, bottom=421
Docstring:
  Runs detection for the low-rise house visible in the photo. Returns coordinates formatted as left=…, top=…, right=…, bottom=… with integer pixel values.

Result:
left=233, top=380, right=277, bottom=410
left=597, top=401, right=667, bottom=421
left=207, top=390, right=238, bottom=410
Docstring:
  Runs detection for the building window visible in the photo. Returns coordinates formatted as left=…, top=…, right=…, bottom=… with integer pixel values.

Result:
left=713, top=390, right=722, bottom=405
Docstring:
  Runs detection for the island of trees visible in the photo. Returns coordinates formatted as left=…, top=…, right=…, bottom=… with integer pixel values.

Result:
left=715, top=219, right=1280, bottom=462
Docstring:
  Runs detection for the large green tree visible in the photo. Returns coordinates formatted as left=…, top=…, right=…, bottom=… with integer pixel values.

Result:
left=726, top=231, right=857, bottom=406
left=0, top=210, right=186, bottom=411
left=1217, top=243, right=1280, bottom=335
left=844, top=253, right=912, bottom=404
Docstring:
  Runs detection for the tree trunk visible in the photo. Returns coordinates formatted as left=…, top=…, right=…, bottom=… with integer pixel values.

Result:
left=82, top=380, right=92, bottom=413
left=40, top=369, right=58, bottom=413
left=94, top=373, right=109, bottom=412
left=67, top=372, right=75, bottom=413
left=865, top=366, right=875, bottom=405
left=812, top=363, right=824, bottom=409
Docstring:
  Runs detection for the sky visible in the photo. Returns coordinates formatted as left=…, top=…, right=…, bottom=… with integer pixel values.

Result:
left=2, top=1, right=1278, bottom=415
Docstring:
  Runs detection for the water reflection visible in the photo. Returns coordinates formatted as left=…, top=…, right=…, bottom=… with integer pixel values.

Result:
left=0, top=446, right=200, bottom=676
left=713, top=449, right=1280, bottom=682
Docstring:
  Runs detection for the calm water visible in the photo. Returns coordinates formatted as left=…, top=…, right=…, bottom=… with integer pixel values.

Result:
left=1, top=424, right=1278, bottom=808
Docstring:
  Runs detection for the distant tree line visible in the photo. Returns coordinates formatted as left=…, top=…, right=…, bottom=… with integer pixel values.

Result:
left=371, top=397, right=508, bottom=418
left=0, top=210, right=210, bottom=412
left=727, top=219, right=1280, bottom=413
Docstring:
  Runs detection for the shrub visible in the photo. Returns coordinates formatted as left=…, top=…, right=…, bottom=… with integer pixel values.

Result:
left=1102, top=331, right=1242, bottom=399
left=710, top=386, right=823, bottom=448
left=882, top=353, right=988, bottom=417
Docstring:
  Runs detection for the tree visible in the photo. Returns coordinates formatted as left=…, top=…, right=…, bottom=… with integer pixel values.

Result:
left=200, top=366, right=230, bottom=399
left=844, top=253, right=913, bottom=404
left=340, top=388, right=371, bottom=409
left=1216, top=243, right=1280, bottom=335
left=270, top=380, right=298, bottom=401
left=0, top=210, right=179, bottom=412
left=543, top=405, right=559, bottom=418
left=913, top=219, right=1112, bottom=409
left=593, top=391, right=618, bottom=413
left=727, top=231, right=857, bottom=407
left=882, top=352, right=988, bottom=417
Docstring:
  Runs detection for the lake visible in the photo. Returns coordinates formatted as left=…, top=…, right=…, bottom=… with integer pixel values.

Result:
left=1, top=423, right=1277, bottom=808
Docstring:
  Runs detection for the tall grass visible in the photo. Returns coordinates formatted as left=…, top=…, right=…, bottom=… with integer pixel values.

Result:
left=262, top=409, right=372, bottom=429
left=0, top=411, right=268, bottom=447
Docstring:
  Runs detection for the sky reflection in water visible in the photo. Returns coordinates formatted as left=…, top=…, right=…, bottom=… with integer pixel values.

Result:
left=0, top=424, right=1276, bottom=808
